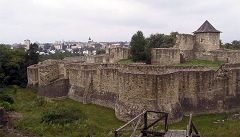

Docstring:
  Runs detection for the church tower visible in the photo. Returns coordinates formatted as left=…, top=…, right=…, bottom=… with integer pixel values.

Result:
left=194, top=20, right=221, bottom=51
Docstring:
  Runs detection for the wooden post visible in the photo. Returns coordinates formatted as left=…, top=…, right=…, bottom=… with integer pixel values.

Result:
left=142, top=111, right=148, bottom=136
left=164, top=113, right=168, bottom=132
left=114, top=130, right=118, bottom=137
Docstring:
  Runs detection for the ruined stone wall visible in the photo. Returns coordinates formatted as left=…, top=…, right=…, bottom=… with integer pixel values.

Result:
left=181, top=50, right=195, bottom=61
left=91, top=67, right=119, bottom=108
left=116, top=72, right=182, bottom=121
left=194, top=33, right=220, bottom=51
left=179, top=68, right=240, bottom=114
left=195, top=50, right=240, bottom=63
left=38, top=60, right=60, bottom=86
left=178, top=70, right=223, bottom=113
left=151, top=48, right=180, bottom=65
left=175, top=34, right=195, bottom=50
left=94, top=55, right=109, bottom=63
left=63, top=56, right=86, bottom=63
left=27, top=65, right=39, bottom=87
left=107, top=47, right=130, bottom=63
left=28, top=60, right=240, bottom=123
left=68, top=64, right=119, bottom=109
left=38, top=78, right=69, bottom=98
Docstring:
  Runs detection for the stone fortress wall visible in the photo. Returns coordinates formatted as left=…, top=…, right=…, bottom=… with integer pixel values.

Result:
left=151, top=48, right=180, bottom=65
left=175, top=33, right=240, bottom=63
left=27, top=59, right=240, bottom=122
left=151, top=20, right=240, bottom=65
left=27, top=21, right=240, bottom=122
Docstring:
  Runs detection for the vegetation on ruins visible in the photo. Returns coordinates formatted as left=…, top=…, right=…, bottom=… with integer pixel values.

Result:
left=145, top=32, right=177, bottom=63
left=177, top=59, right=224, bottom=69
left=130, top=31, right=147, bottom=62
left=118, top=58, right=134, bottom=64
left=129, top=31, right=177, bottom=64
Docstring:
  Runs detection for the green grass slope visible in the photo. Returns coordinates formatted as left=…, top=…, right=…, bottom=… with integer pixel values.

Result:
left=1, top=87, right=240, bottom=137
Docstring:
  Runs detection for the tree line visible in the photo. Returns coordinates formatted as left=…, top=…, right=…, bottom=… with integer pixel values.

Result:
left=221, top=40, right=240, bottom=50
left=0, top=43, right=39, bottom=88
left=129, top=31, right=178, bottom=64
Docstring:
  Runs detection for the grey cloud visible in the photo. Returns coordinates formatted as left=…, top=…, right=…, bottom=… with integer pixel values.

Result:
left=0, top=0, right=240, bottom=44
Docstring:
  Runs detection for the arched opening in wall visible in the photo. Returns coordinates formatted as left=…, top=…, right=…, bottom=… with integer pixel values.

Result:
left=180, top=53, right=186, bottom=63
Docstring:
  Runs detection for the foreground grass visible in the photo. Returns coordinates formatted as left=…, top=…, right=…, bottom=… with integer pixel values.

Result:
left=2, top=87, right=240, bottom=137
left=169, top=113, right=240, bottom=137
left=177, top=59, right=224, bottom=69
left=4, top=87, right=123, bottom=137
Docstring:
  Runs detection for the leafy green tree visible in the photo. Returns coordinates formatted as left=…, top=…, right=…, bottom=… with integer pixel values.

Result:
left=39, top=51, right=76, bottom=61
left=222, top=40, right=240, bottom=50
left=0, top=45, right=27, bottom=87
left=145, top=33, right=176, bottom=64
left=25, top=43, right=39, bottom=66
left=96, top=49, right=106, bottom=55
left=130, top=31, right=147, bottom=62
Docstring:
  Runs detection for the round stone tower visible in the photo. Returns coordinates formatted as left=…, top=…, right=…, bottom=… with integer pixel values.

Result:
left=194, top=20, right=221, bottom=51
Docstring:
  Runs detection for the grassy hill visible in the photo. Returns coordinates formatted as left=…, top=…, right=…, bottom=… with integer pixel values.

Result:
left=1, top=87, right=240, bottom=137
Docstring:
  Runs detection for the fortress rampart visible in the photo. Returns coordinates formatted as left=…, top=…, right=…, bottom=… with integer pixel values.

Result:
left=27, top=60, right=240, bottom=122
left=27, top=21, right=240, bottom=122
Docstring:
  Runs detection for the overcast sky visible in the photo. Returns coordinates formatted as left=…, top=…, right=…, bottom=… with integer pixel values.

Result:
left=0, top=0, right=240, bottom=44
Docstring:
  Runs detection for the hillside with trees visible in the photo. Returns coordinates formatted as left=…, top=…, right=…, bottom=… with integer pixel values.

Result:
left=0, top=44, right=39, bottom=88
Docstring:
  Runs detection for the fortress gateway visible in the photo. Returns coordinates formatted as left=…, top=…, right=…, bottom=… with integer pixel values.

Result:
left=28, top=21, right=240, bottom=122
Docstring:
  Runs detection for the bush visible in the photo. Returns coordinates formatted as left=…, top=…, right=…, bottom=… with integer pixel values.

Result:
left=0, top=101, right=15, bottom=111
left=33, top=97, right=46, bottom=107
left=0, top=94, right=14, bottom=104
left=41, top=108, right=85, bottom=125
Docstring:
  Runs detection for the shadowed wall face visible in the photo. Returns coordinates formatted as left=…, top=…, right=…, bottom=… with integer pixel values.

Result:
left=27, top=65, right=39, bottom=87
left=38, top=78, right=69, bottom=98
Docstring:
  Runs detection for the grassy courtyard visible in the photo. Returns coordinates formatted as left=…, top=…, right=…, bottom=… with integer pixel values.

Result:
left=1, top=87, right=240, bottom=137
left=177, top=59, right=224, bottom=69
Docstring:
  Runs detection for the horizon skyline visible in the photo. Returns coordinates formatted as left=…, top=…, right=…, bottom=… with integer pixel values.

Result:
left=1, top=0, right=240, bottom=44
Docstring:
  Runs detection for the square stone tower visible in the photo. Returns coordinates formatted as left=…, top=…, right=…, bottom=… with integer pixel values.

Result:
left=193, top=20, right=221, bottom=51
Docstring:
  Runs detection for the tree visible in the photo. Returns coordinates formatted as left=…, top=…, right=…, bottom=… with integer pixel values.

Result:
left=25, top=43, right=39, bottom=66
left=145, top=33, right=176, bottom=64
left=130, top=31, right=147, bottom=62
left=0, top=45, right=27, bottom=87
left=221, top=40, right=240, bottom=50
left=96, top=49, right=106, bottom=55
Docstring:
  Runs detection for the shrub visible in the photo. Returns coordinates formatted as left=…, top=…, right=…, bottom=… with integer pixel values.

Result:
left=41, top=108, right=85, bottom=125
left=33, top=97, right=46, bottom=107
left=0, top=101, right=15, bottom=111
left=0, top=94, right=14, bottom=104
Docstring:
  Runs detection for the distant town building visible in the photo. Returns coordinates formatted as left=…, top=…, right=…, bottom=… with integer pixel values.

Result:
left=87, top=37, right=96, bottom=48
left=23, top=39, right=31, bottom=50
